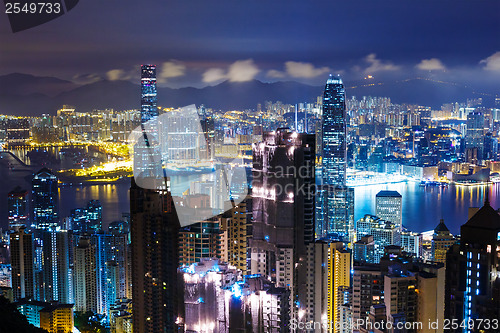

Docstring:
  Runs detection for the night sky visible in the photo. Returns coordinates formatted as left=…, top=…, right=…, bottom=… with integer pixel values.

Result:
left=1, top=0, right=499, bottom=89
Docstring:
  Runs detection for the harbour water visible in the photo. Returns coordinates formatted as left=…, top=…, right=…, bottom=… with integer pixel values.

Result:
left=1, top=151, right=498, bottom=234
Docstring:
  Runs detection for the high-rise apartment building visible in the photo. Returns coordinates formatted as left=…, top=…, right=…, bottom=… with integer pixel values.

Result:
left=10, top=227, right=34, bottom=301
left=220, top=201, right=248, bottom=273
left=250, top=128, right=315, bottom=324
left=130, top=179, right=184, bottom=333
left=445, top=200, right=500, bottom=331
left=179, top=219, right=224, bottom=266
left=41, top=230, right=72, bottom=304
left=74, top=237, right=97, bottom=313
left=32, top=168, right=59, bottom=230
left=375, top=190, right=402, bottom=231
left=8, top=187, right=28, bottom=229
left=327, top=242, right=351, bottom=332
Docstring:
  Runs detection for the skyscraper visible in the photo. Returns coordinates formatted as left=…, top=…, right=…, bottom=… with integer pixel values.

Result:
left=10, top=227, right=34, bottom=301
left=130, top=179, right=184, bottom=333
left=73, top=237, right=97, bottom=313
left=375, top=190, right=402, bottom=231
left=135, top=65, right=162, bottom=183
left=41, top=230, right=72, bottom=303
left=317, top=75, right=354, bottom=242
left=322, top=75, right=347, bottom=186
left=32, top=168, right=59, bottom=230
left=465, top=111, right=485, bottom=160
left=445, top=199, right=500, bottom=330
left=8, top=187, right=28, bottom=229
left=140, top=64, right=158, bottom=124
left=250, top=128, right=315, bottom=324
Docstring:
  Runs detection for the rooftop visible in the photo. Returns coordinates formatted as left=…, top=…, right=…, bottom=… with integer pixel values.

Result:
left=376, top=190, right=402, bottom=198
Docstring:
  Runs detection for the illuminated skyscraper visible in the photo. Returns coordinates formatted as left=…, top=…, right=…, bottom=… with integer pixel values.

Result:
left=32, top=168, right=59, bottom=230
left=140, top=64, right=158, bottom=124
left=130, top=179, right=184, bottom=333
left=10, top=227, right=34, bottom=301
left=250, top=128, right=315, bottom=325
left=375, top=190, right=402, bottom=231
left=8, top=186, right=28, bottom=229
left=317, top=75, right=354, bottom=242
left=41, top=230, right=72, bottom=304
left=465, top=111, right=485, bottom=160
left=321, top=75, right=347, bottom=186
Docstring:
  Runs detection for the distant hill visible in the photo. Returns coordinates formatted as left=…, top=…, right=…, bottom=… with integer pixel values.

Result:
left=0, top=73, right=497, bottom=116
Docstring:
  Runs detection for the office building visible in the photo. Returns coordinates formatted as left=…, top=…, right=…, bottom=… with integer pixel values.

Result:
left=431, top=219, right=455, bottom=264
left=10, top=227, right=34, bottom=301
left=355, top=215, right=401, bottom=263
left=140, top=64, right=158, bottom=124
left=317, top=75, right=354, bottom=242
left=321, top=75, right=347, bottom=186
left=8, top=187, right=28, bottom=229
left=401, top=229, right=423, bottom=259
left=375, top=190, right=402, bottom=231
left=130, top=179, right=184, bottom=333
left=353, top=235, right=375, bottom=264
left=465, top=111, right=485, bottom=160
left=32, top=168, right=59, bottom=230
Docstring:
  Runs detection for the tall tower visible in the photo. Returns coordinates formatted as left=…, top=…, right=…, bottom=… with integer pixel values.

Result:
left=140, top=64, right=158, bottom=124
left=130, top=179, right=184, bottom=333
left=317, top=75, right=354, bottom=242
left=32, top=168, right=59, bottom=230
left=322, top=74, right=347, bottom=186
left=10, top=227, right=34, bottom=301
left=250, top=128, right=315, bottom=325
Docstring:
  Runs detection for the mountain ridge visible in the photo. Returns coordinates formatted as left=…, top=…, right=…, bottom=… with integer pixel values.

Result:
left=0, top=73, right=497, bottom=116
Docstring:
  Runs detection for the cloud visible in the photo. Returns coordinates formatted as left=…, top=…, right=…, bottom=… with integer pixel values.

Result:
left=72, top=73, right=102, bottom=84
left=285, top=61, right=330, bottom=78
left=106, top=69, right=127, bottom=81
left=480, top=51, right=500, bottom=71
left=227, top=59, right=260, bottom=82
left=267, top=69, right=286, bottom=78
left=416, top=58, right=446, bottom=71
left=203, top=68, right=226, bottom=83
left=202, top=59, right=260, bottom=83
left=158, top=61, right=186, bottom=83
left=364, top=53, right=400, bottom=73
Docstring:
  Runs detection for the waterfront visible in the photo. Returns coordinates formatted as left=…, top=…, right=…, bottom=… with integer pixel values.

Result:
left=1, top=149, right=498, bottom=234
